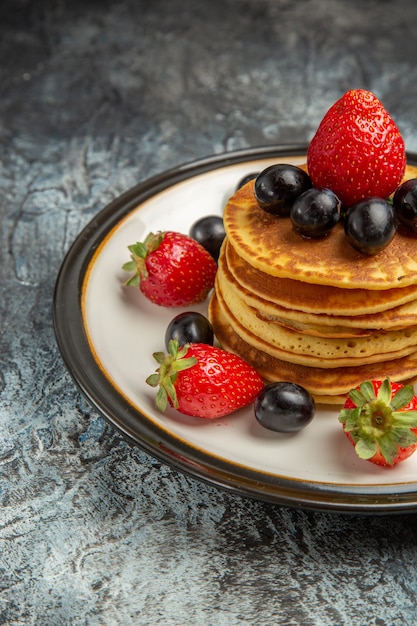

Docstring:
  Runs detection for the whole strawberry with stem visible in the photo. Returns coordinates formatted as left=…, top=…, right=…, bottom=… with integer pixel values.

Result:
left=123, top=231, right=217, bottom=307
left=339, top=378, right=417, bottom=467
left=307, top=89, right=406, bottom=207
left=146, top=339, right=264, bottom=419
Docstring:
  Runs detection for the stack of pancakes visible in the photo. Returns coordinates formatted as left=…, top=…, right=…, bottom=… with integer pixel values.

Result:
left=208, top=162, right=417, bottom=404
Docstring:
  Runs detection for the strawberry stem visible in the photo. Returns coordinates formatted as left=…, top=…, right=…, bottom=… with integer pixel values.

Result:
left=146, top=339, right=197, bottom=412
left=122, top=232, right=164, bottom=287
left=339, top=378, right=417, bottom=465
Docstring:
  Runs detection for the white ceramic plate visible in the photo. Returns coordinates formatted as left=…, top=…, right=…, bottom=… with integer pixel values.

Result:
left=53, top=145, right=417, bottom=513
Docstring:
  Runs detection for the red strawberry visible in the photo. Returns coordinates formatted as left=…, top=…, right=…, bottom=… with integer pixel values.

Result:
left=339, top=378, right=417, bottom=467
left=122, top=231, right=217, bottom=307
left=307, top=90, right=406, bottom=207
left=146, top=339, right=264, bottom=418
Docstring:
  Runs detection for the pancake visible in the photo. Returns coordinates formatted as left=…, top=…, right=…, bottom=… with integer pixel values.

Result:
left=209, top=292, right=417, bottom=404
left=225, top=240, right=417, bottom=317
left=215, top=277, right=417, bottom=367
left=224, top=163, right=417, bottom=289
left=219, top=242, right=417, bottom=333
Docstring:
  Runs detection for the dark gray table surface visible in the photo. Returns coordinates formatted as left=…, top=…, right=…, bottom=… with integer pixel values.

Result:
left=2, top=1, right=417, bottom=624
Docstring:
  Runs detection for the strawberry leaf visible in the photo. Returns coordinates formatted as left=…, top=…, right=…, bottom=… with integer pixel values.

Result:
left=389, top=427, right=417, bottom=447
left=125, top=274, right=140, bottom=287
left=172, top=357, right=198, bottom=373
left=339, top=407, right=361, bottom=431
left=122, top=261, right=137, bottom=272
left=338, top=408, right=350, bottom=423
left=378, top=435, right=399, bottom=466
left=348, top=387, right=368, bottom=408
left=128, top=242, right=148, bottom=258
left=166, top=340, right=197, bottom=372
left=152, top=351, right=166, bottom=365
left=355, top=437, right=377, bottom=460
left=391, top=384, right=414, bottom=410
left=156, top=386, right=168, bottom=412
left=168, top=340, right=179, bottom=358
left=391, top=411, right=417, bottom=427
left=146, top=373, right=159, bottom=387
left=163, top=377, right=178, bottom=409
left=360, top=380, right=376, bottom=402
left=176, top=344, right=190, bottom=360
left=376, top=378, right=392, bottom=405
left=143, top=232, right=164, bottom=254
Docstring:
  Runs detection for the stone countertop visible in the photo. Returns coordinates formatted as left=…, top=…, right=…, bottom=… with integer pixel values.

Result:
left=2, top=1, right=417, bottom=624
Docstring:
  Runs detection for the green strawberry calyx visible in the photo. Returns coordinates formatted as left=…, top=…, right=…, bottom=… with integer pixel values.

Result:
left=339, top=378, right=417, bottom=465
left=122, top=231, right=164, bottom=286
left=146, top=339, right=198, bottom=412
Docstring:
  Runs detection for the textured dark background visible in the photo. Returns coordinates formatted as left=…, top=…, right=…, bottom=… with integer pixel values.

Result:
left=2, top=1, right=417, bottom=624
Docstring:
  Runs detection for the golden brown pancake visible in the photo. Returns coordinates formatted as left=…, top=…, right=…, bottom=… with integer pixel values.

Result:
left=225, top=240, right=417, bottom=317
left=209, top=292, right=417, bottom=404
left=224, top=164, right=417, bottom=289
left=215, top=278, right=417, bottom=367
left=220, top=242, right=417, bottom=333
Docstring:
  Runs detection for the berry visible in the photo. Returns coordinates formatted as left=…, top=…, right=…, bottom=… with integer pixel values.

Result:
left=307, top=89, right=406, bottom=207
left=254, top=164, right=312, bottom=216
left=189, top=215, right=226, bottom=262
left=343, top=197, right=397, bottom=255
left=236, top=172, right=259, bottom=190
left=165, top=311, right=214, bottom=350
left=146, top=340, right=264, bottom=419
left=122, top=231, right=217, bottom=307
left=254, top=382, right=315, bottom=433
left=290, top=188, right=341, bottom=238
left=393, top=178, right=417, bottom=233
left=339, top=378, right=417, bottom=467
